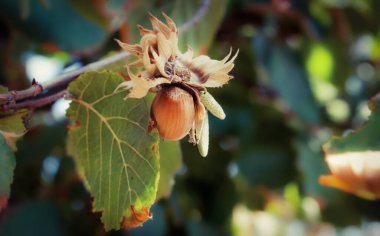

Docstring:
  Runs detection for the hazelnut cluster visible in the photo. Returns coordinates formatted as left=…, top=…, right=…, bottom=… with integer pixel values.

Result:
left=116, top=13, right=238, bottom=156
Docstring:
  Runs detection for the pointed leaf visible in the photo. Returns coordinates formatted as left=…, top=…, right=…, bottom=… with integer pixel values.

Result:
left=66, top=71, right=160, bottom=230
left=269, top=44, right=321, bottom=124
left=0, top=111, right=28, bottom=151
left=253, top=36, right=321, bottom=125
left=325, top=100, right=380, bottom=153
left=0, top=101, right=28, bottom=212
left=0, top=135, right=15, bottom=212
left=156, top=141, right=182, bottom=200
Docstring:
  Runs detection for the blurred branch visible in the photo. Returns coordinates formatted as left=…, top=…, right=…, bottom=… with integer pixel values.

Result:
left=245, top=2, right=319, bottom=40
left=0, top=52, right=131, bottom=111
left=330, top=8, right=352, bottom=46
left=178, top=0, right=210, bottom=34
left=0, top=0, right=211, bottom=113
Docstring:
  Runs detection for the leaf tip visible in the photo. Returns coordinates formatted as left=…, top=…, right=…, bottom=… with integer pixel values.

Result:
left=121, top=205, right=152, bottom=230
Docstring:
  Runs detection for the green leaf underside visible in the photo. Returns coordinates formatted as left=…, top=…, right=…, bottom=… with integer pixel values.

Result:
left=325, top=101, right=380, bottom=154
left=0, top=135, right=16, bottom=210
left=66, top=71, right=160, bottom=231
left=157, top=141, right=182, bottom=200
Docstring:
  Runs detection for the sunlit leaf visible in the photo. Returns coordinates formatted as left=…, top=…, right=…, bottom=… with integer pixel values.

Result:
left=283, top=183, right=302, bottom=216
left=66, top=71, right=160, bottom=230
left=307, top=44, right=334, bottom=83
left=306, top=43, right=338, bottom=104
left=0, top=112, right=28, bottom=151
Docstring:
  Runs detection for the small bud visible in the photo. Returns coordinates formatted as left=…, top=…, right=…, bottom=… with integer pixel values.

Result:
left=197, top=113, right=209, bottom=157
left=151, top=85, right=195, bottom=140
left=200, top=92, right=226, bottom=120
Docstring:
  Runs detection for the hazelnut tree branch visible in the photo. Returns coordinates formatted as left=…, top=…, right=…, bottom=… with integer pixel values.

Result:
left=178, top=0, right=210, bottom=34
left=0, top=0, right=211, bottom=112
left=0, top=51, right=131, bottom=105
left=3, top=89, right=68, bottom=111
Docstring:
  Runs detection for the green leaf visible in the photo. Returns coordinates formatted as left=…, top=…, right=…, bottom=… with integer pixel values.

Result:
left=172, top=0, right=228, bottom=53
left=269, top=44, right=321, bottom=125
left=66, top=71, right=160, bottom=231
left=0, top=112, right=28, bottom=151
left=0, top=135, right=16, bottom=212
left=0, top=103, right=27, bottom=211
left=324, top=101, right=380, bottom=154
left=68, top=0, right=109, bottom=29
left=283, top=183, right=302, bottom=217
left=295, top=138, right=336, bottom=199
left=156, top=141, right=182, bottom=200
left=0, top=0, right=109, bottom=51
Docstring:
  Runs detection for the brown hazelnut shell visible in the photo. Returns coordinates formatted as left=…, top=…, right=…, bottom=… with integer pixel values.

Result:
left=151, top=85, right=196, bottom=140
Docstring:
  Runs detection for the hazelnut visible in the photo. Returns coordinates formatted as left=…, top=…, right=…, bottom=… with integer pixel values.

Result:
left=151, top=85, right=195, bottom=140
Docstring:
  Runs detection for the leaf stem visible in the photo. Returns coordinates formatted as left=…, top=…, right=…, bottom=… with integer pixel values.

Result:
left=0, top=0, right=211, bottom=112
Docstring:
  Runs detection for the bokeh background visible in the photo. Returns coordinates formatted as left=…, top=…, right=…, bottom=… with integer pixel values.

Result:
left=1, top=0, right=380, bottom=235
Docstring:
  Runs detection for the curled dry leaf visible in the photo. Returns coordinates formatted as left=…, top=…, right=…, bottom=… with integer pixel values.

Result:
left=122, top=206, right=152, bottom=230
left=116, top=13, right=238, bottom=156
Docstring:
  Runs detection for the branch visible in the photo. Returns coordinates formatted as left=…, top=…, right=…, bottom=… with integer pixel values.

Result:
left=178, top=0, right=211, bottom=34
left=0, top=51, right=130, bottom=104
left=0, top=0, right=211, bottom=112
left=2, top=89, right=67, bottom=111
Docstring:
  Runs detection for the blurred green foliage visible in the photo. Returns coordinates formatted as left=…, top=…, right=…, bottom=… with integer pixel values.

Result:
left=1, top=0, right=380, bottom=235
